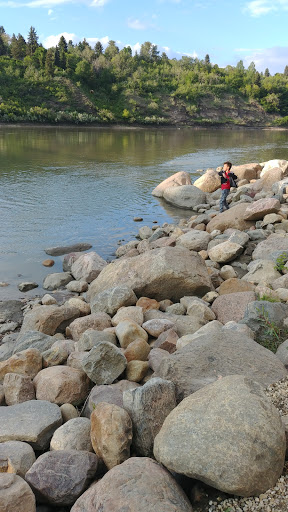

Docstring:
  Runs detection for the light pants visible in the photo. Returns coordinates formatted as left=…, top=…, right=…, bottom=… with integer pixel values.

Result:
left=220, top=188, right=229, bottom=213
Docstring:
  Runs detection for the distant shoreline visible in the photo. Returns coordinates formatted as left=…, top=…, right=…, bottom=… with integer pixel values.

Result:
left=0, top=122, right=287, bottom=131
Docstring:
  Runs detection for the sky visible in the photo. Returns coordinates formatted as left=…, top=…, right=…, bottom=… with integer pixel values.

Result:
left=1, top=0, right=288, bottom=74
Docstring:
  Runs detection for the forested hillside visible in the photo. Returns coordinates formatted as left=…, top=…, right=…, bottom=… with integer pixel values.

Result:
left=1, top=25, right=288, bottom=126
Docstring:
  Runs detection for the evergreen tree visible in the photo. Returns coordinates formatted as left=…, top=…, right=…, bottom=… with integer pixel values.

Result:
left=27, top=26, right=39, bottom=56
left=58, top=35, right=67, bottom=68
left=45, top=48, right=55, bottom=76
left=284, top=65, right=288, bottom=77
left=205, top=54, right=210, bottom=65
left=104, top=40, right=119, bottom=60
left=264, top=68, right=270, bottom=77
left=94, top=41, right=103, bottom=57
left=0, top=35, right=6, bottom=56
left=255, top=71, right=261, bottom=87
left=10, top=33, right=27, bottom=60
left=0, top=26, right=5, bottom=35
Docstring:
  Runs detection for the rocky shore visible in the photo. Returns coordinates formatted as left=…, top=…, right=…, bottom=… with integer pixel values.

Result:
left=1, top=159, right=288, bottom=511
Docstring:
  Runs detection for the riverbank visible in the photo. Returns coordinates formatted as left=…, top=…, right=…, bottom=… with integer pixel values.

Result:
left=1, top=159, right=288, bottom=511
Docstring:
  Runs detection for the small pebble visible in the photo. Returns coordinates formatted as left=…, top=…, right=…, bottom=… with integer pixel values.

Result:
left=134, top=217, right=143, bottom=221
left=42, top=259, right=55, bottom=267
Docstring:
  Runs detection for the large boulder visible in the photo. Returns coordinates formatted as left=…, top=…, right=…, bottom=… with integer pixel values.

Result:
left=13, top=331, right=57, bottom=355
left=82, top=341, right=127, bottom=384
left=163, top=185, right=206, bottom=209
left=25, top=450, right=99, bottom=506
left=71, top=252, right=107, bottom=283
left=176, top=230, right=211, bottom=251
left=0, top=441, right=36, bottom=477
left=0, top=348, right=42, bottom=382
left=50, top=418, right=92, bottom=452
left=20, top=305, right=80, bottom=335
left=242, top=259, right=281, bottom=285
left=0, top=474, right=36, bottom=512
left=261, top=167, right=284, bottom=191
left=67, top=312, right=112, bottom=341
left=260, top=159, right=288, bottom=178
left=244, top=198, right=280, bottom=221
left=155, top=330, right=287, bottom=401
left=207, top=241, right=243, bottom=263
left=239, top=300, right=288, bottom=345
left=152, top=171, right=192, bottom=198
left=34, top=366, right=90, bottom=405
left=43, top=272, right=73, bottom=290
left=83, top=381, right=139, bottom=418
left=252, top=233, right=288, bottom=262
left=231, top=163, right=261, bottom=181
left=3, top=373, right=36, bottom=405
left=0, top=400, right=62, bottom=449
left=211, top=291, right=256, bottom=324
left=193, top=169, right=221, bottom=193
left=123, top=377, right=176, bottom=457
left=90, top=285, right=137, bottom=315
left=91, top=403, right=132, bottom=469
left=87, top=246, right=212, bottom=303
left=206, top=203, right=254, bottom=233
left=71, top=457, right=193, bottom=512
left=154, top=375, right=285, bottom=496
left=0, top=300, right=23, bottom=325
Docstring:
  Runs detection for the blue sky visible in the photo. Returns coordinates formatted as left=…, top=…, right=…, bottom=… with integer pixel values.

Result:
left=1, top=0, right=288, bottom=74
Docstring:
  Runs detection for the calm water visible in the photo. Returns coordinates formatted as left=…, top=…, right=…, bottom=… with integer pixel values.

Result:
left=1, top=126, right=288, bottom=299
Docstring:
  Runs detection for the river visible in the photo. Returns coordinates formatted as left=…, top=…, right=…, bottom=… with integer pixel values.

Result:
left=1, top=126, right=288, bottom=299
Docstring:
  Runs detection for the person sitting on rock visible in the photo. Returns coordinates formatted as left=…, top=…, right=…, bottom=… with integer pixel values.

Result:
left=218, top=161, right=237, bottom=213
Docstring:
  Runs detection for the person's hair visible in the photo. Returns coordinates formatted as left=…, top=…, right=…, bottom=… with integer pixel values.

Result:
left=223, top=161, right=232, bottom=170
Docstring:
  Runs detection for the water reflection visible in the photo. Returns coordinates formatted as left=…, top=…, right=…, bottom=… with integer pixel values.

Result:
left=0, top=126, right=288, bottom=299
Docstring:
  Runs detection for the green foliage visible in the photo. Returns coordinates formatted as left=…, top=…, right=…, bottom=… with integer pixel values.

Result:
left=2, top=26, right=288, bottom=125
left=256, top=294, right=280, bottom=303
left=274, top=252, right=288, bottom=273
left=256, top=306, right=288, bottom=352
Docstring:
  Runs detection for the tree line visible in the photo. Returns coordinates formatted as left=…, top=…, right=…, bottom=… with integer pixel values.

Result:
left=0, top=25, right=288, bottom=125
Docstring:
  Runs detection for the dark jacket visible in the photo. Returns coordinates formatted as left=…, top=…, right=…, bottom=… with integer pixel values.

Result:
left=218, top=170, right=237, bottom=187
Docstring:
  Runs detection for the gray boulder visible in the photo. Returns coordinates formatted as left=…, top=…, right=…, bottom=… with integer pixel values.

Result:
left=78, top=329, right=116, bottom=351
left=155, top=330, right=287, bottom=401
left=163, top=185, right=206, bottom=209
left=19, top=305, right=80, bottom=336
left=0, top=333, right=18, bottom=361
left=123, top=377, right=176, bottom=457
left=25, top=450, right=98, bottom=506
left=154, top=375, right=285, bottom=496
left=43, top=272, right=73, bottom=290
left=50, top=418, right=92, bottom=452
left=0, top=474, right=36, bottom=512
left=0, top=440, right=36, bottom=477
left=239, top=300, right=288, bottom=345
left=13, top=331, right=59, bottom=355
left=70, top=457, right=193, bottom=512
left=176, top=230, right=211, bottom=251
left=90, top=285, right=137, bottom=316
left=0, top=400, right=62, bottom=449
left=71, top=251, right=107, bottom=283
left=252, top=233, right=288, bottom=262
left=87, top=246, right=212, bottom=303
left=276, top=339, right=288, bottom=367
left=45, top=243, right=92, bottom=256
left=82, top=341, right=127, bottom=384
left=0, top=300, right=23, bottom=325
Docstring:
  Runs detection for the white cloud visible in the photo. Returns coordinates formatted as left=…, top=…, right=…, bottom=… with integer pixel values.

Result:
left=0, top=0, right=108, bottom=6
left=90, top=0, right=108, bottom=5
left=244, top=0, right=288, bottom=17
left=43, top=31, right=76, bottom=47
left=48, top=7, right=53, bottom=12
left=239, top=46, right=288, bottom=74
left=127, top=18, right=147, bottom=30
